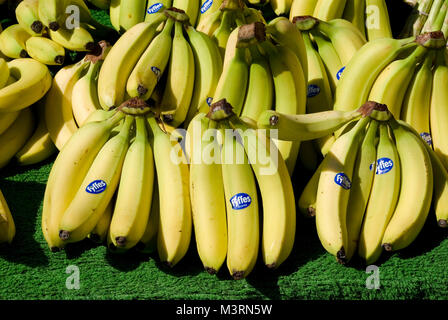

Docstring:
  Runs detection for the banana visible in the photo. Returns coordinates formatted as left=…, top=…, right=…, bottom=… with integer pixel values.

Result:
left=98, top=17, right=167, bottom=110
left=333, top=37, right=417, bottom=113
left=315, top=116, right=370, bottom=264
left=0, top=58, right=10, bottom=90
left=109, top=117, right=155, bottom=250
left=401, top=51, right=434, bottom=141
left=240, top=45, right=273, bottom=121
left=314, top=18, right=366, bottom=66
left=289, top=0, right=318, bottom=19
left=126, top=18, right=175, bottom=101
left=58, top=115, right=134, bottom=244
left=220, top=122, right=259, bottom=279
left=0, top=108, right=35, bottom=169
left=261, top=41, right=306, bottom=175
left=302, top=32, right=333, bottom=114
left=397, top=119, right=448, bottom=228
left=0, top=58, right=52, bottom=113
left=183, top=26, right=223, bottom=127
left=160, top=21, right=196, bottom=128
left=313, top=0, right=346, bottom=21
left=0, top=111, right=20, bottom=136
left=37, top=0, right=65, bottom=31
left=257, top=108, right=363, bottom=141
left=342, top=0, right=366, bottom=39
left=0, top=24, right=31, bottom=59
left=212, top=10, right=236, bottom=59
left=345, top=120, right=379, bottom=261
left=45, top=59, right=90, bottom=151
left=196, top=8, right=223, bottom=37
left=15, top=101, right=57, bottom=166
left=109, top=0, right=121, bottom=31
left=189, top=116, right=227, bottom=274
left=147, top=117, right=192, bottom=267
left=173, top=0, right=200, bottom=26
left=367, top=44, right=428, bottom=119
left=270, top=0, right=293, bottom=16
left=365, top=0, right=393, bottom=40
left=89, top=197, right=114, bottom=244
left=0, top=190, right=15, bottom=244
left=381, top=119, right=433, bottom=252
left=25, top=36, right=66, bottom=66
left=118, top=0, right=147, bottom=32
left=430, top=50, right=448, bottom=170
left=197, top=0, right=224, bottom=27
left=266, top=17, right=308, bottom=80
left=311, top=29, right=343, bottom=95
left=15, top=0, right=44, bottom=36
left=230, top=115, right=296, bottom=270
left=72, top=60, right=103, bottom=127
left=358, top=123, right=401, bottom=264
left=42, top=111, right=124, bottom=251
left=48, top=25, right=96, bottom=52
left=212, top=38, right=249, bottom=116
left=137, top=177, right=160, bottom=253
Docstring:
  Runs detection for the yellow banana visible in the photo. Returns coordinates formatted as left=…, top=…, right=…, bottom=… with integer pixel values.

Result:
left=0, top=24, right=31, bottom=59
left=15, top=0, right=44, bottom=36
left=25, top=36, right=66, bottom=66
left=365, top=0, right=393, bottom=40
left=289, top=0, right=318, bottom=20
left=89, top=198, right=114, bottom=244
left=0, top=190, right=15, bottom=244
left=313, top=0, right=347, bottom=21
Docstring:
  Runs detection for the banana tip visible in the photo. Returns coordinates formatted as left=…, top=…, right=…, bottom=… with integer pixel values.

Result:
left=50, top=246, right=62, bottom=253
left=205, top=267, right=217, bottom=275
left=336, top=248, right=347, bottom=265
left=31, top=21, right=43, bottom=34
left=59, top=230, right=70, bottom=241
left=49, top=22, right=60, bottom=31
left=269, top=115, right=279, bottom=126
left=382, top=243, right=393, bottom=252
left=266, top=263, right=277, bottom=269
left=438, top=219, right=447, bottom=228
left=232, top=270, right=245, bottom=280
left=115, top=236, right=127, bottom=247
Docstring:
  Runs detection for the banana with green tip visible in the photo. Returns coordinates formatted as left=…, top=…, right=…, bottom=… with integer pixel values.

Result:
left=345, top=120, right=379, bottom=261
left=189, top=116, right=227, bottom=274
left=126, top=18, right=175, bottom=101
left=45, top=59, right=90, bottom=151
left=0, top=58, right=52, bottom=113
left=108, top=117, right=155, bottom=250
left=0, top=108, right=35, bottom=169
left=220, top=122, right=259, bottom=279
left=358, top=123, right=401, bottom=264
left=42, top=111, right=125, bottom=251
left=316, top=116, right=370, bottom=264
left=212, top=10, right=236, bottom=58
left=0, top=24, right=31, bottom=59
left=147, top=117, right=192, bottom=267
left=25, top=36, right=66, bottom=66
left=313, top=0, right=347, bottom=21
left=270, top=0, right=293, bottom=16
left=381, top=120, right=433, bottom=253
left=58, top=115, right=134, bottom=244
left=365, top=0, right=393, bottom=40
left=15, top=0, right=44, bottom=36
left=15, top=101, right=58, bottom=166
left=0, top=190, right=15, bottom=244
left=289, top=0, right=318, bottom=19
left=109, top=0, right=121, bottom=31
left=183, top=26, right=223, bottom=127
left=367, top=44, right=428, bottom=119
left=160, top=21, right=196, bottom=128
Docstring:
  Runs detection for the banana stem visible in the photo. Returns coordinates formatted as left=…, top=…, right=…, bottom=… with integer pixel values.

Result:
left=441, top=0, right=448, bottom=38
left=422, top=0, right=443, bottom=33
left=429, top=0, right=448, bottom=31
left=413, top=0, right=434, bottom=35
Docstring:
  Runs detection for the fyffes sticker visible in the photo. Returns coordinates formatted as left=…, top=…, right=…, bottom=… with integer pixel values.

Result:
left=147, top=3, right=163, bottom=14
left=334, top=173, right=351, bottom=190
left=307, top=85, right=320, bottom=98
left=372, top=158, right=394, bottom=175
left=86, top=180, right=107, bottom=194
left=151, top=66, right=161, bottom=80
left=206, top=97, right=213, bottom=106
left=230, top=193, right=252, bottom=210
left=336, top=66, right=346, bottom=80
left=420, top=132, right=433, bottom=146
left=201, top=0, right=213, bottom=14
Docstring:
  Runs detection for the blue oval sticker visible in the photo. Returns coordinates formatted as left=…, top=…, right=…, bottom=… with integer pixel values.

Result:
left=336, top=66, right=346, bottom=80
left=230, top=193, right=252, bottom=210
left=151, top=66, right=161, bottom=80
left=206, top=97, right=213, bottom=106
left=334, top=173, right=351, bottom=190
left=147, top=3, right=163, bottom=14
left=375, top=158, right=394, bottom=175
left=420, top=132, right=433, bottom=146
left=86, top=180, right=107, bottom=194
left=201, top=0, right=213, bottom=14
left=307, top=84, right=320, bottom=98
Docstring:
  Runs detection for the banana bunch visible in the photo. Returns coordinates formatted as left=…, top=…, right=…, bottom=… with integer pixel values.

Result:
left=185, top=98, right=295, bottom=279
left=44, top=40, right=111, bottom=151
left=42, top=99, right=192, bottom=268
left=0, top=57, right=55, bottom=169
left=98, top=8, right=226, bottom=133
left=289, top=0, right=393, bottom=41
left=0, top=189, right=15, bottom=245
left=401, top=0, right=448, bottom=38
left=258, top=101, right=447, bottom=265
left=196, top=0, right=265, bottom=57
left=199, top=20, right=307, bottom=175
